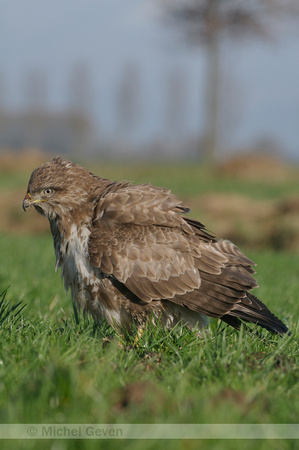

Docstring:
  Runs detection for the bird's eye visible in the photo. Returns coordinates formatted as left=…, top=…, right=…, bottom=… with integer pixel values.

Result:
left=43, top=188, right=54, bottom=196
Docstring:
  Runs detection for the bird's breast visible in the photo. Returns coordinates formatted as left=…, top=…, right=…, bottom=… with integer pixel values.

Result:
left=57, top=224, right=95, bottom=292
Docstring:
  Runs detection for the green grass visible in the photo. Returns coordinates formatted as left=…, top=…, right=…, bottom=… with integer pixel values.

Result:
left=0, top=233, right=298, bottom=450
left=0, top=160, right=299, bottom=449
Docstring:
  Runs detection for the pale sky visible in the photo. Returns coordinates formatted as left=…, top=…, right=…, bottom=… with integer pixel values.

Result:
left=1, top=0, right=299, bottom=160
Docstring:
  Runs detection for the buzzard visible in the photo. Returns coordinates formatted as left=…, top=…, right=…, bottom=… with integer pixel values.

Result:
left=22, top=157, right=288, bottom=335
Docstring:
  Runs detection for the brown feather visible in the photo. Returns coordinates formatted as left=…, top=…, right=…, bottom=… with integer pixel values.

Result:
left=22, top=157, right=289, bottom=336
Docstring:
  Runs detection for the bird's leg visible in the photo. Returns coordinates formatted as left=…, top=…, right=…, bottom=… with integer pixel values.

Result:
left=134, top=325, right=146, bottom=347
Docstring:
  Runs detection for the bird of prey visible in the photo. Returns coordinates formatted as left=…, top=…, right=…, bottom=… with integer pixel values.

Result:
left=22, top=157, right=288, bottom=335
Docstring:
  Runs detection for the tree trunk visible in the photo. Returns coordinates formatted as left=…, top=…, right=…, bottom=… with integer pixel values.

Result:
left=202, top=29, right=221, bottom=164
left=201, top=0, right=221, bottom=164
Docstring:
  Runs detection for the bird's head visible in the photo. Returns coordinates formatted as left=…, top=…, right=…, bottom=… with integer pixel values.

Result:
left=22, top=156, right=98, bottom=220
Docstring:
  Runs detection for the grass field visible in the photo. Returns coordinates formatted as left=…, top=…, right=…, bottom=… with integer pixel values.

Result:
left=0, top=154, right=298, bottom=449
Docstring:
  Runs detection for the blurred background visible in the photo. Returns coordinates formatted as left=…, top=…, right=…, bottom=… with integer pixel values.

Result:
left=1, top=0, right=299, bottom=250
left=1, top=0, right=299, bottom=162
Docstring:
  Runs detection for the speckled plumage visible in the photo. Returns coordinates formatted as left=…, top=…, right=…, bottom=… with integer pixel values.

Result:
left=22, top=157, right=288, bottom=335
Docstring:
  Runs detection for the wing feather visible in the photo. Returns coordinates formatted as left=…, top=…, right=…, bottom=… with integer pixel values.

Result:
left=88, top=183, right=264, bottom=321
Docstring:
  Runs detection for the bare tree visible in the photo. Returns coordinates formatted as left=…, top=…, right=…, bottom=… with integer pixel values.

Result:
left=115, top=61, right=142, bottom=145
left=159, top=0, right=299, bottom=163
left=23, top=68, right=49, bottom=148
left=67, top=62, right=93, bottom=116
left=164, top=66, right=188, bottom=142
left=67, top=62, right=95, bottom=156
left=23, top=68, right=48, bottom=112
left=0, top=72, right=7, bottom=112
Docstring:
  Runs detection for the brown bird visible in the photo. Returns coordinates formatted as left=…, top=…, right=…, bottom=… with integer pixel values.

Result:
left=22, top=157, right=288, bottom=335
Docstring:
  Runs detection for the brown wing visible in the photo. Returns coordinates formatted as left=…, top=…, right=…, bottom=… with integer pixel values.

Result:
left=92, top=183, right=193, bottom=232
left=88, top=183, right=258, bottom=320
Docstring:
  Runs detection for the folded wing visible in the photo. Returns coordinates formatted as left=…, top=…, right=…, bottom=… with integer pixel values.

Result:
left=88, top=183, right=288, bottom=334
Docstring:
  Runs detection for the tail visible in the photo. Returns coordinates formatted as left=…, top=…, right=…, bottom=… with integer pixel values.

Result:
left=221, top=293, right=289, bottom=335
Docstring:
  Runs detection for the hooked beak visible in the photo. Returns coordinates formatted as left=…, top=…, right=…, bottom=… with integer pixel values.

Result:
left=22, top=192, right=46, bottom=212
left=22, top=192, right=32, bottom=212
left=22, top=192, right=44, bottom=212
